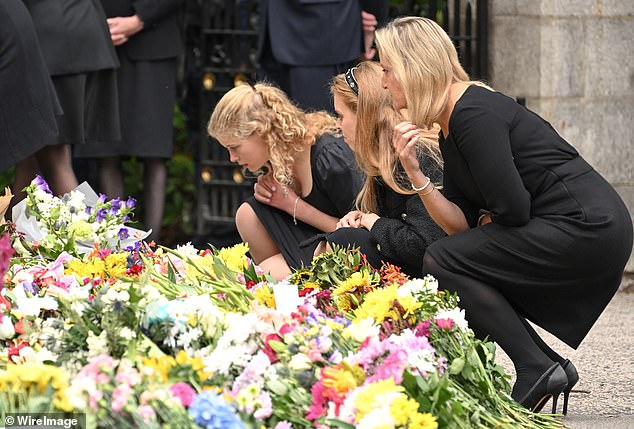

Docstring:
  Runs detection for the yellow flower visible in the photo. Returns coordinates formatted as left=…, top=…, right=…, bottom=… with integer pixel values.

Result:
left=104, top=253, right=128, bottom=277
left=354, top=285, right=421, bottom=323
left=66, top=258, right=106, bottom=278
left=254, top=286, right=276, bottom=309
left=390, top=395, right=420, bottom=426
left=215, top=243, right=250, bottom=272
left=333, top=271, right=371, bottom=297
left=408, top=412, right=439, bottom=429
left=0, top=364, right=74, bottom=412
left=354, top=378, right=403, bottom=422
left=142, top=355, right=176, bottom=382
left=322, top=364, right=364, bottom=395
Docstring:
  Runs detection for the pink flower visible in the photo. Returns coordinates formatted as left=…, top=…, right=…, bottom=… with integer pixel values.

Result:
left=112, top=383, right=132, bottom=412
left=138, top=405, right=156, bottom=423
left=169, top=382, right=196, bottom=407
left=435, top=318, right=454, bottom=330
left=0, top=234, right=14, bottom=287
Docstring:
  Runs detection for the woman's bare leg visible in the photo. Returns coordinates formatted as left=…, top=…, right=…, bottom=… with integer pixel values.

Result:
left=235, top=202, right=290, bottom=280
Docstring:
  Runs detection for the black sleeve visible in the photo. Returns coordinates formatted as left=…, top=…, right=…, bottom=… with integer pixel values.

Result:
left=441, top=169, right=480, bottom=227
left=314, top=138, right=364, bottom=216
left=133, top=0, right=183, bottom=27
left=451, top=103, right=531, bottom=226
left=370, top=194, right=446, bottom=268
left=359, top=0, right=390, bottom=26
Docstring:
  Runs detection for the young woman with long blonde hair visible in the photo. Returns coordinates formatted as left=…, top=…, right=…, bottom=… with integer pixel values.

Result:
left=315, top=61, right=445, bottom=277
left=376, top=16, right=632, bottom=413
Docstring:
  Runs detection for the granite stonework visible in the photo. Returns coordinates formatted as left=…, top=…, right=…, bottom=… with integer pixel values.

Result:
left=490, top=0, right=634, bottom=271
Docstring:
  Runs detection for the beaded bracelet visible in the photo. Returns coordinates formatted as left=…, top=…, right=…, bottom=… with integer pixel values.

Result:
left=411, top=177, right=431, bottom=193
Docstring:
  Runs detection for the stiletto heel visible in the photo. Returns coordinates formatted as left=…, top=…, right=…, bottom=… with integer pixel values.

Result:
left=516, top=363, right=568, bottom=413
left=560, top=359, right=579, bottom=415
left=551, top=391, right=559, bottom=414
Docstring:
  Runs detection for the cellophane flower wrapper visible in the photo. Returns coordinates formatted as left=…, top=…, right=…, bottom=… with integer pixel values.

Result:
left=12, top=179, right=150, bottom=257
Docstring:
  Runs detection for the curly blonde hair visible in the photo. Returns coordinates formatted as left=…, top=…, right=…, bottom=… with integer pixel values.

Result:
left=331, top=61, right=442, bottom=213
left=208, top=83, right=337, bottom=186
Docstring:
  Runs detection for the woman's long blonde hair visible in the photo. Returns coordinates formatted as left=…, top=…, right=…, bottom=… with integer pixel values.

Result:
left=375, top=16, right=474, bottom=130
left=331, top=61, right=441, bottom=213
left=207, top=83, right=337, bottom=186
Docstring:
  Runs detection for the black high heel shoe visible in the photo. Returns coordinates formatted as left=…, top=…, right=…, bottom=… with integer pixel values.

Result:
left=516, top=363, right=568, bottom=413
left=560, top=359, right=579, bottom=415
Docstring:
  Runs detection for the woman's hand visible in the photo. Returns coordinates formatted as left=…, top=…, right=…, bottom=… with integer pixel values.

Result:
left=253, top=173, right=297, bottom=214
left=107, top=15, right=144, bottom=46
left=393, top=121, right=425, bottom=179
left=336, top=210, right=364, bottom=229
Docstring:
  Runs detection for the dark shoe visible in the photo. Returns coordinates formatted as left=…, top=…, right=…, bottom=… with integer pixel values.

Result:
left=516, top=363, right=568, bottom=413
left=560, top=359, right=579, bottom=415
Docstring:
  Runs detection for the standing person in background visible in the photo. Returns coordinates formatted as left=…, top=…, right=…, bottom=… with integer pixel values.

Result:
left=376, top=16, right=633, bottom=414
left=313, top=62, right=445, bottom=278
left=1, top=0, right=67, bottom=201
left=15, top=0, right=120, bottom=200
left=75, top=0, right=184, bottom=243
left=257, top=0, right=389, bottom=112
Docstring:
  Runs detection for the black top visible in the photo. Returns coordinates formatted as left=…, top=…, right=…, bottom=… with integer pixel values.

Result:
left=23, top=0, right=119, bottom=75
left=247, top=134, right=363, bottom=268
left=322, top=154, right=445, bottom=278
left=427, top=85, right=633, bottom=348
left=101, top=0, right=184, bottom=61
left=368, top=157, right=445, bottom=275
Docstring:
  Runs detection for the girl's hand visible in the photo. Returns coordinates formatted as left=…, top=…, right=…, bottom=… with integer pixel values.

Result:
left=393, top=121, right=424, bottom=178
left=336, top=210, right=364, bottom=229
left=253, top=173, right=297, bottom=214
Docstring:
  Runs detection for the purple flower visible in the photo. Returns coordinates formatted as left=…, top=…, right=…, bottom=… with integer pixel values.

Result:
left=110, top=197, right=122, bottom=210
left=125, top=197, right=137, bottom=208
left=85, top=206, right=92, bottom=215
left=98, top=193, right=108, bottom=204
left=32, top=175, right=52, bottom=194
left=22, top=281, right=37, bottom=295
left=118, top=228, right=129, bottom=240
left=96, top=208, right=108, bottom=223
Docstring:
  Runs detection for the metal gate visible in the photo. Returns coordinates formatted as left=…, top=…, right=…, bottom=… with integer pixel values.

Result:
left=188, top=0, right=488, bottom=242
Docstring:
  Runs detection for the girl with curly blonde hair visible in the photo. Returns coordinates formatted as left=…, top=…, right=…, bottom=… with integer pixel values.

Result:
left=208, top=82, right=362, bottom=280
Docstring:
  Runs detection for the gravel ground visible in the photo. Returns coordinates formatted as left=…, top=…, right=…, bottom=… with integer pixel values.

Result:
left=495, top=281, right=634, bottom=428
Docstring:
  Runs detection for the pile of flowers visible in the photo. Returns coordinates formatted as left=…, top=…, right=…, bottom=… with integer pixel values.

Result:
left=0, top=178, right=565, bottom=428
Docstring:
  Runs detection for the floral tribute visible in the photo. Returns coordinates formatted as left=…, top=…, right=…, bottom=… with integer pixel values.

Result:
left=0, top=178, right=565, bottom=428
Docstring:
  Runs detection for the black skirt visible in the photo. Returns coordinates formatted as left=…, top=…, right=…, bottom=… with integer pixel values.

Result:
left=0, top=0, right=61, bottom=171
left=53, top=69, right=121, bottom=145
left=75, top=55, right=177, bottom=158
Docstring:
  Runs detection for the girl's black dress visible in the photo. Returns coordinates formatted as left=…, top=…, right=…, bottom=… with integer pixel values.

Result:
left=247, top=134, right=363, bottom=269
left=427, top=85, right=633, bottom=348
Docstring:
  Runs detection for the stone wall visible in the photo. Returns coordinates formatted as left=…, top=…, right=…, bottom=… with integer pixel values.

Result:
left=489, top=0, right=634, bottom=272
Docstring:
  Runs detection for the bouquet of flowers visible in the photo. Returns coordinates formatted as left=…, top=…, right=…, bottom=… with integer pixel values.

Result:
left=12, top=176, right=149, bottom=258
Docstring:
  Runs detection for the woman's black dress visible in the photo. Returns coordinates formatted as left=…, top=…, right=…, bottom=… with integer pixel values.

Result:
left=0, top=0, right=60, bottom=171
left=247, top=134, right=363, bottom=269
left=325, top=156, right=446, bottom=278
left=427, top=85, right=633, bottom=348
